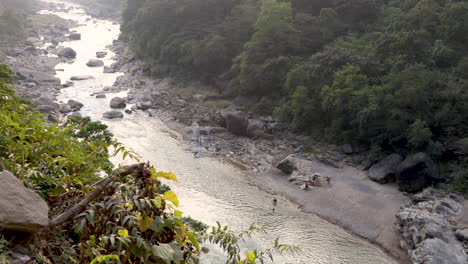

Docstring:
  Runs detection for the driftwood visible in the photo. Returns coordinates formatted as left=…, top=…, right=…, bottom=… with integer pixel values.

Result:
left=47, top=163, right=145, bottom=228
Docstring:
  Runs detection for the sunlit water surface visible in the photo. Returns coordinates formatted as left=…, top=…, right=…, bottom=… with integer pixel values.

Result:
left=40, top=0, right=398, bottom=263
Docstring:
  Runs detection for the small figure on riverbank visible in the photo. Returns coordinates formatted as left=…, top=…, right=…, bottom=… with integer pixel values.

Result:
left=272, top=197, right=277, bottom=212
left=326, top=176, right=331, bottom=185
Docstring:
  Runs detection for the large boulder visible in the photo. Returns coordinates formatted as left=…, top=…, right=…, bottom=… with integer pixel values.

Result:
left=215, top=106, right=236, bottom=127
left=0, top=171, right=49, bottom=232
left=57, top=47, right=77, bottom=58
left=276, top=155, right=298, bottom=174
left=103, top=110, right=123, bottom=119
left=59, top=104, right=72, bottom=114
left=33, top=96, right=60, bottom=112
left=86, top=59, right=104, bottom=67
left=247, top=120, right=264, bottom=138
left=68, top=32, right=81, bottom=40
left=226, top=111, right=248, bottom=136
left=110, top=97, right=126, bottom=108
left=368, top=154, right=403, bottom=183
left=67, top=99, right=84, bottom=111
left=16, top=68, right=60, bottom=85
left=396, top=153, right=440, bottom=193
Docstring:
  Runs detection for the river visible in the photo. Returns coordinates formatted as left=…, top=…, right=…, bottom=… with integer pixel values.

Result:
left=40, top=0, right=398, bottom=263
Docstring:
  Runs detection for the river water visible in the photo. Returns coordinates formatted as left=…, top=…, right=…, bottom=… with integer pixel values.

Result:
left=40, top=0, right=398, bottom=263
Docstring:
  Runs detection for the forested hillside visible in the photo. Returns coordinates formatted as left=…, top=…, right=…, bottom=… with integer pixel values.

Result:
left=122, top=0, right=468, bottom=165
left=0, top=0, right=35, bottom=41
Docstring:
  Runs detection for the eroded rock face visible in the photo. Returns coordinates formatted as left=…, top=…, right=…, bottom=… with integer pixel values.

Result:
left=368, top=154, right=403, bottom=183
left=396, top=153, right=440, bottom=193
left=0, top=171, right=49, bottom=232
left=396, top=189, right=467, bottom=264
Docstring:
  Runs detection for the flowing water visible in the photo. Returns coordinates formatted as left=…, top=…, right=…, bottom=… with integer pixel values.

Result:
left=40, top=1, right=398, bottom=263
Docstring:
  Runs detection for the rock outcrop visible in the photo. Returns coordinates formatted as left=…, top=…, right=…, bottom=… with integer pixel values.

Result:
left=0, top=171, right=49, bottom=232
left=396, top=153, right=440, bottom=193
left=368, top=154, right=403, bottom=183
left=397, top=189, right=467, bottom=264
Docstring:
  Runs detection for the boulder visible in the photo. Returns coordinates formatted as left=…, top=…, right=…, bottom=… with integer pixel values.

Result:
left=455, top=229, right=468, bottom=242
left=396, top=153, right=440, bottom=193
left=95, top=94, right=106, bottom=99
left=103, top=110, right=123, bottom=119
left=48, top=114, right=60, bottom=123
left=68, top=32, right=81, bottom=40
left=70, top=75, right=93, bottom=81
left=276, top=155, right=298, bottom=174
left=33, top=96, right=59, bottom=110
left=216, top=107, right=236, bottom=127
left=341, top=144, right=354, bottom=154
left=226, top=111, right=248, bottom=136
left=62, top=81, right=74, bottom=88
left=59, top=104, right=72, bottom=113
left=136, top=101, right=152, bottom=110
left=103, top=66, right=116, bottom=73
left=16, top=68, right=60, bottom=85
left=368, top=154, right=403, bottom=183
left=67, top=99, right=84, bottom=111
left=125, top=109, right=132, bottom=114
left=446, top=138, right=468, bottom=155
left=37, top=105, right=57, bottom=114
left=247, top=120, right=264, bottom=138
left=96, top=51, right=107, bottom=58
left=110, top=97, right=126, bottom=108
left=86, top=59, right=104, bottom=67
left=0, top=171, right=49, bottom=232
left=7, top=48, right=22, bottom=57
left=57, top=47, right=76, bottom=58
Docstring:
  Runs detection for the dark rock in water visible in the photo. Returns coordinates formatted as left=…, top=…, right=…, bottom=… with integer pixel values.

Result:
left=96, top=51, right=107, bottom=58
left=16, top=68, right=60, bottom=85
left=95, top=94, right=106, bottom=99
left=368, top=154, right=403, bottom=183
left=59, top=104, right=72, bottom=113
left=68, top=32, right=81, bottom=40
left=48, top=114, right=60, bottom=123
left=62, top=81, right=74, bottom=88
left=247, top=120, right=264, bottom=138
left=67, top=99, right=84, bottom=111
left=57, top=47, right=76, bottom=58
left=86, top=59, right=104, bottom=67
left=110, top=97, right=126, bottom=108
left=0, top=170, right=49, bottom=232
left=276, top=155, right=297, bottom=174
left=226, top=111, right=248, bottom=136
left=103, top=110, right=123, bottom=119
left=103, top=66, right=116, bottom=73
left=70, top=75, right=93, bottom=81
left=125, top=109, right=132, bottom=114
left=396, top=153, right=440, bottom=193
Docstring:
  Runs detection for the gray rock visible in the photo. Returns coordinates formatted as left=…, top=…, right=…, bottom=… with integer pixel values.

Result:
left=109, top=97, right=126, bottom=108
left=70, top=112, right=81, bottom=117
left=33, top=96, right=59, bottom=110
left=48, top=114, right=60, bottom=123
left=36, top=105, right=57, bottom=114
left=412, top=238, right=466, bottom=264
left=103, top=110, right=123, bottom=119
left=7, top=48, right=22, bottom=57
left=57, top=47, right=76, bottom=58
left=70, top=75, right=94, bottom=81
left=396, top=153, right=440, bottom=193
left=216, top=106, right=236, bottom=127
left=68, top=32, right=81, bottom=40
left=96, top=51, right=107, bottom=58
left=265, top=122, right=288, bottom=133
left=86, top=59, right=104, bottom=67
left=368, top=154, right=403, bottom=183
left=173, top=98, right=187, bottom=107
left=276, top=155, right=297, bottom=174
left=95, top=94, right=106, bottom=99
left=226, top=111, right=248, bottom=136
left=455, top=229, right=468, bottom=242
left=125, top=109, right=132, bottom=114
left=232, top=95, right=256, bottom=106
left=62, top=81, right=74, bottom=88
left=247, top=120, right=264, bottom=138
left=59, top=104, right=72, bottom=113
left=341, top=144, right=354, bottom=154
left=103, top=66, right=116, bottom=73
left=16, top=68, right=60, bottom=85
left=136, top=101, right=152, bottom=110
left=0, top=171, right=49, bottom=232
left=67, top=99, right=84, bottom=111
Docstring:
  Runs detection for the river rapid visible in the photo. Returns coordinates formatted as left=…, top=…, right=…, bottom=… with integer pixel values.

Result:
left=40, top=0, right=398, bottom=263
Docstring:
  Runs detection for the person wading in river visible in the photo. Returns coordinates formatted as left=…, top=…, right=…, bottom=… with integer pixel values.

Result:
left=272, top=197, right=277, bottom=212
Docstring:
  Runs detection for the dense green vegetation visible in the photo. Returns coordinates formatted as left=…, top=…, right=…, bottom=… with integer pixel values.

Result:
left=0, top=0, right=34, bottom=42
left=72, top=0, right=126, bottom=17
left=122, top=0, right=468, bottom=156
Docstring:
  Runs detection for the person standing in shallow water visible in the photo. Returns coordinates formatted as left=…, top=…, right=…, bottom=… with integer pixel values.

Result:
left=272, top=197, right=277, bottom=212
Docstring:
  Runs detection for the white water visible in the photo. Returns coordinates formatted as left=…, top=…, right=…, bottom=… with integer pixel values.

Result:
left=41, top=0, right=398, bottom=263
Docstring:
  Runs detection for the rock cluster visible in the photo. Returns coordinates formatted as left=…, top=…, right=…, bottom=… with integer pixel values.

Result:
left=397, top=188, right=467, bottom=264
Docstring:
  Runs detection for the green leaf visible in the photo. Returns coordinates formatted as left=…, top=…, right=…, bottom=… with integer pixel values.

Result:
left=138, top=216, right=154, bottom=232
left=152, top=171, right=178, bottom=181
left=174, top=210, right=183, bottom=218
left=162, top=191, right=179, bottom=207
left=90, top=255, right=119, bottom=264
left=150, top=216, right=165, bottom=232
left=187, top=232, right=200, bottom=250
left=151, top=244, right=175, bottom=263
